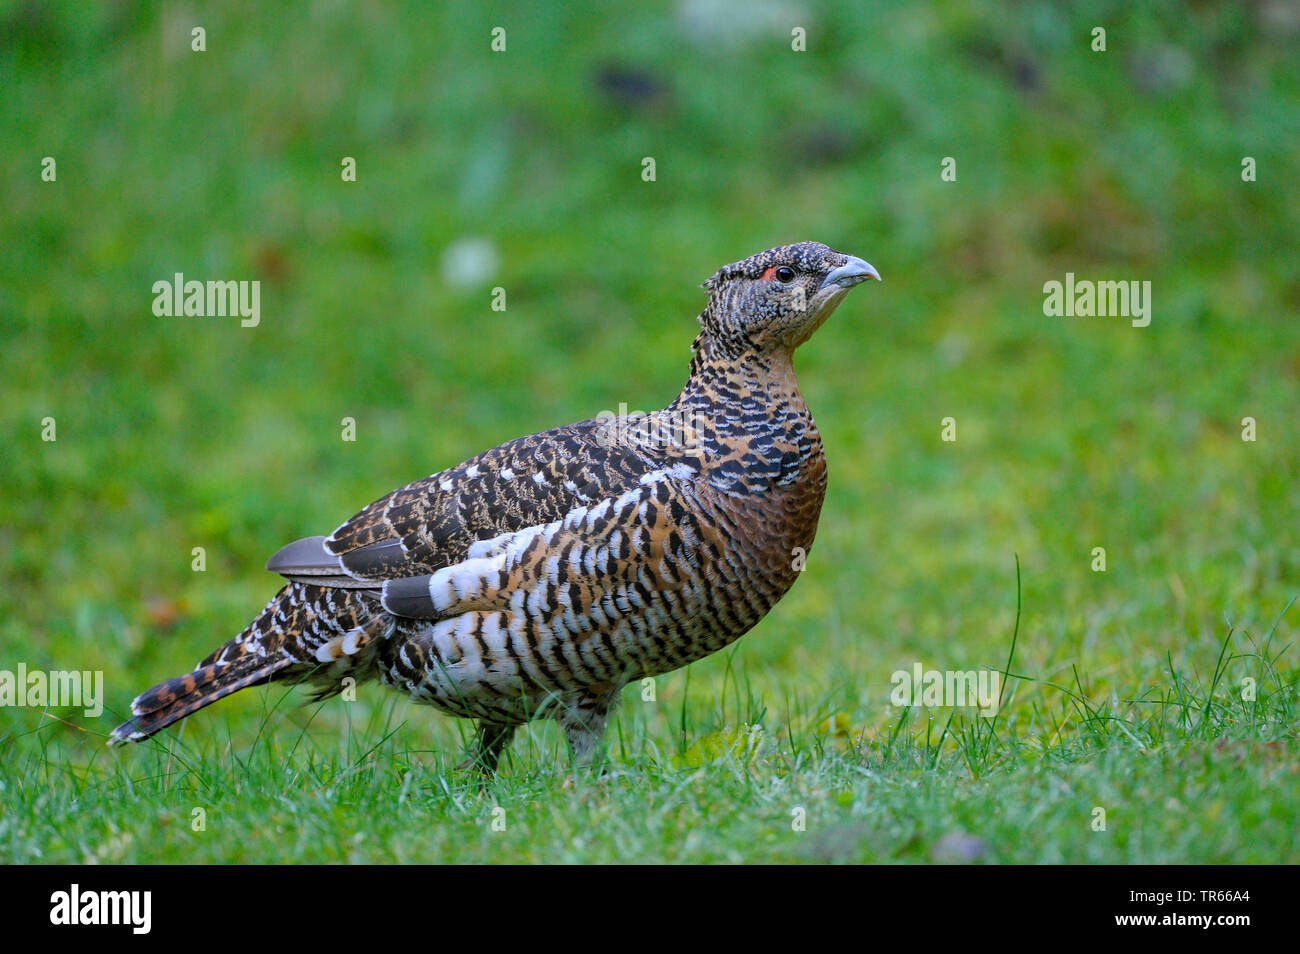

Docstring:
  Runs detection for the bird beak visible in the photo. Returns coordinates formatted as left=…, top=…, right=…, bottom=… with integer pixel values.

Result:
left=821, top=257, right=881, bottom=289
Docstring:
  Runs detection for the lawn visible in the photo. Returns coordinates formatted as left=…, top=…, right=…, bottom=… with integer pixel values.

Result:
left=1, top=1, right=1297, bottom=863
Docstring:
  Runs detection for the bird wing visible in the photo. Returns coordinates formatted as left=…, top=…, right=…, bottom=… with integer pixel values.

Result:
left=267, top=417, right=687, bottom=591
left=378, top=463, right=709, bottom=623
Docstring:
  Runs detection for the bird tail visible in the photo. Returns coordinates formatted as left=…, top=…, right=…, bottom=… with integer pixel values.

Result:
left=109, top=583, right=389, bottom=746
left=108, top=586, right=301, bottom=746
left=107, top=650, right=292, bottom=745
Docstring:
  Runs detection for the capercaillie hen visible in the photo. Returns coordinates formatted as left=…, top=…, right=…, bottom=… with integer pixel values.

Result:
left=109, top=242, right=880, bottom=771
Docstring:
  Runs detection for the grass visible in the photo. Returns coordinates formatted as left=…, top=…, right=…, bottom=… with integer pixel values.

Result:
left=3, top=565, right=1296, bottom=863
left=1, top=1, right=1298, bottom=863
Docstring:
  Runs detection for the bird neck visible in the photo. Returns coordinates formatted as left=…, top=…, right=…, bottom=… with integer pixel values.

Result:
left=677, top=330, right=805, bottom=411
left=667, top=332, right=823, bottom=494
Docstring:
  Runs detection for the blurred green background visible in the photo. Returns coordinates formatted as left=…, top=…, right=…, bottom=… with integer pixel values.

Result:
left=1, top=1, right=1297, bottom=862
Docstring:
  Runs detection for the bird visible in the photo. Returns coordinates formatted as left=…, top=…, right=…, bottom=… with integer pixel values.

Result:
left=109, top=241, right=880, bottom=772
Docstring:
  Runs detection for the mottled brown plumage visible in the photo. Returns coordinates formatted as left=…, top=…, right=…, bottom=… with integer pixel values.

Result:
left=110, top=242, right=879, bottom=771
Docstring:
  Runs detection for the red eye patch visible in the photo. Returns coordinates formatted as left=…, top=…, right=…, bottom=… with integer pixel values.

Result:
left=760, top=266, right=778, bottom=282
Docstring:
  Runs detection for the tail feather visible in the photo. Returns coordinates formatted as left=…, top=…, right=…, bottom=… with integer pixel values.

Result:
left=109, top=583, right=389, bottom=746
left=108, top=656, right=290, bottom=745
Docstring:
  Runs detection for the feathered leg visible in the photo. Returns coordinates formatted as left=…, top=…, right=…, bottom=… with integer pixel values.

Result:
left=557, top=691, right=616, bottom=769
left=459, top=720, right=519, bottom=774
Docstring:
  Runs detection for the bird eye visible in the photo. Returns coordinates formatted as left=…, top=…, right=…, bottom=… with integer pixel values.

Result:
left=775, top=266, right=795, bottom=283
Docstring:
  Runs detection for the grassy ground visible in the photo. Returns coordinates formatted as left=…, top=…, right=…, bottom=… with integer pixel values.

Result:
left=1, top=1, right=1297, bottom=863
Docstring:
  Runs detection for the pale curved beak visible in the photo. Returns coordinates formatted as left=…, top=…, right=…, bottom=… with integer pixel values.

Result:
left=821, top=257, right=881, bottom=289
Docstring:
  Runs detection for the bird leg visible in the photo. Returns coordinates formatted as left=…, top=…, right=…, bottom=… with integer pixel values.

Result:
left=458, top=721, right=518, bottom=775
left=557, top=693, right=615, bottom=770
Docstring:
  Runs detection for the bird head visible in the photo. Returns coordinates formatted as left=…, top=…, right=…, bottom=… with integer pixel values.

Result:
left=698, top=241, right=880, bottom=356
